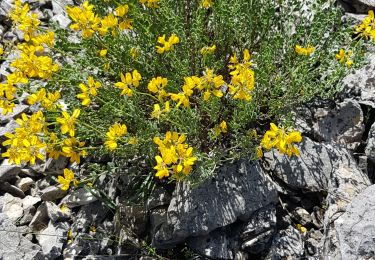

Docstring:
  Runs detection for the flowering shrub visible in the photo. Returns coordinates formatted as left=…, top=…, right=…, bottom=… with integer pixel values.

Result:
left=0, top=0, right=371, bottom=190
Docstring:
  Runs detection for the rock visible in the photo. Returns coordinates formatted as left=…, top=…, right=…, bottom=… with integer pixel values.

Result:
left=339, top=0, right=375, bottom=12
left=29, top=202, right=50, bottom=231
left=71, top=201, right=108, bottom=234
left=61, top=188, right=98, bottom=208
left=0, top=104, right=29, bottom=124
left=292, top=207, right=312, bottom=226
left=15, top=177, right=35, bottom=192
left=366, top=122, right=375, bottom=163
left=2, top=193, right=23, bottom=223
left=306, top=229, right=323, bottom=256
left=263, top=137, right=330, bottom=192
left=40, top=157, right=69, bottom=176
left=187, top=227, right=237, bottom=259
left=266, top=226, right=304, bottom=259
left=341, top=53, right=375, bottom=108
left=263, top=137, right=368, bottom=193
left=311, top=206, right=324, bottom=228
left=52, top=0, right=73, bottom=15
left=333, top=185, right=375, bottom=260
left=0, top=213, right=41, bottom=260
left=51, top=13, right=71, bottom=28
left=146, top=186, right=171, bottom=211
left=0, top=0, right=12, bottom=22
left=241, top=205, right=276, bottom=254
left=0, top=181, right=25, bottom=198
left=40, top=186, right=67, bottom=201
left=0, top=160, right=21, bottom=182
left=0, top=120, right=19, bottom=138
left=45, top=201, right=70, bottom=222
left=37, top=221, right=69, bottom=259
left=153, top=160, right=278, bottom=248
left=116, top=204, right=147, bottom=236
left=312, top=99, right=364, bottom=150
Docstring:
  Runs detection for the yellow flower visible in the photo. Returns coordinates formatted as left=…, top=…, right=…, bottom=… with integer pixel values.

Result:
left=156, top=34, right=180, bottom=54
left=61, top=137, right=87, bottom=163
left=228, top=49, right=255, bottom=101
left=200, top=44, right=216, bottom=55
left=56, top=109, right=80, bottom=137
left=260, top=123, right=302, bottom=157
left=213, top=120, right=228, bottom=136
left=0, top=47, right=3, bottom=56
left=0, top=100, right=15, bottom=115
left=115, top=5, right=129, bottom=17
left=57, top=168, right=76, bottom=191
left=196, top=69, right=224, bottom=101
left=67, top=1, right=101, bottom=39
left=99, top=49, right=107, bottom=57
left=151, top=101, right=170, bottom=119
left=295, top=45, right=315, bottom=56
left=148, top=76, right=168, bottom=101
left=77, top=76, right=101, bottom=106
left=104, top=123, right=127, bottom=150
left=140, top=0, right=160, bottom=8
left=355, top=10, right=375, bottom=40
left=201, top=0, right=213, bottom=8
left=335, top=49, right=353, bottom=68
left=129, top=47, right=139, bottom=59
left=98, top=14, right=118, bottom=36
left=115, top=70, right=141, bottom=96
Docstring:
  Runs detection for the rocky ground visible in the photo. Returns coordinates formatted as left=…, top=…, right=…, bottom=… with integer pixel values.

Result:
left=1, top=0, right=375, bottom=259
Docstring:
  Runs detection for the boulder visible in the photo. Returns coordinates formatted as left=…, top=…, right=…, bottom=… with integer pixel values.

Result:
left=266, top=226, right=304, bottom=259
left=334, top=185, right=375, bottom=260
left=37, top=221, right=69, bottom=259
left=153, top=160, right=278, bottom=248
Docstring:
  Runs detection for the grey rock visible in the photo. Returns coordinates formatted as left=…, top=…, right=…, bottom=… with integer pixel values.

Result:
left=339, top=0, right=375, bottom=12
left=29, top=201, right=70, bottom=230
left=15, top=177, right=35, bottom=192
left=153, top=160, right=278, bottom=248
left=117, top=204, right=147, bottom=236
left=187, top=228, right=236, bottom=259
left=0, top=213, right=41, bottom=260
left=0, top=181, right=25, bottom=198
left=37, top=221, right=69, bottom=259
left=263, top=137, right=331, bottom=192
left=311, top=206, right=324, bottom=228
left=0, top=160, right=21, bottom=182
left=0, top=104, right=28, bottom=124
left=61, top=188, right=98, bottom=208
left=46, top=201, right=71, bottom=222
left=2, top=193, right=23, bottom=223
left=0, top=0, right=12, bottom=22
left=29, top=202, right=50, bottom=231
left=72, top=201, right=108, bottom=234
left=39, top=157, right=69, bottom=176
left=341, top=53, right=375, bottom=107
left=292, top=207, right=312, bottom=226
left=51, top=14, right=71, bottom=28
left=312, top=99, right=364, bottom=150
left=0, top=120, right=19, bottom=138
left=146, top=186, right=171, bottom=210
left=266, top=226, right=304, bottom=259
left=40, top=186, right=67, bottom=201
left=241, top=205, right=276, bottom=254
left=334, top=185, right=375, bottom=260
left=366, top=122, right=375, bottom=163
left=52, top=0, right=73, bottom=15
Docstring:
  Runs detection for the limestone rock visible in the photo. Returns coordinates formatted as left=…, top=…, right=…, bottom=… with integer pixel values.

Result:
left=334, top=185, right=375, bottom=260
left=153, top=160, right=278, bottom=248
left=37, top=221, right=69, bottom=259
left=61, top=188, right=98, bottom=208
left=266, top=226, right=304, bottom=259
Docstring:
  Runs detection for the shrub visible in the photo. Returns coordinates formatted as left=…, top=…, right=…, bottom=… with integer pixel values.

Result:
left=0, top=0, right=369, bottom=190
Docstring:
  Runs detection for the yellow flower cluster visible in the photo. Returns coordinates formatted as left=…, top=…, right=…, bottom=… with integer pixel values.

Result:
left=104, top=123, right=128, bottom=150
left=148, top=76, right=169, bottom=101
left=200, top=44, right=216, bottom=55
left=295, top=45, right=315, bottom=56
left=197, top=68, right=225, bottom=101
left=228, top=49, right=255, bottom=101
left=260, top=123, right=302, bottom=157
left=355, top=10, right=375, bottom=41
left=77, top=76, right=101, bottom=106
left=213, top=121, right=228, bottom=136
left=115, top=70, right=142, bottom=97
left=2, top=112, right=46, bottom=165
left=336, top=49, right=353, bottom=68
left=140, top=0, right=161, bottom=8
left=156, top=34, right=180, bottom=54
left=169, top=76, right=200, bottom=108
left=67, top=2, right=133, bottom=39
left=1, top=0, right=58, bottom=114
left=201, top=0, right=214, bottom=9
left=57, top=168, right=79, bottom=191
left=28, top=88, right=61, bottom=111
left=151, top=101, right=170, bottom=119
left=153, top=132, right=197, bottom=180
